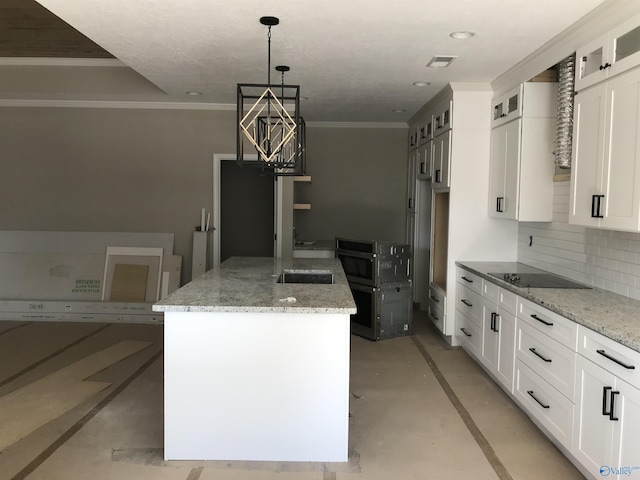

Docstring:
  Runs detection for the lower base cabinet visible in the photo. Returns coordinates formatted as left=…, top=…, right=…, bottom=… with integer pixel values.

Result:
left=573, top=355, right=640, bottom=480
left=456, top=267, right=640, bottom=480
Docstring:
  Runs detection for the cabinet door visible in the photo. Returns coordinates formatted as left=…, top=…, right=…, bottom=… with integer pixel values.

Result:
left=576, top=34, right=609, bottom=92
left=570, top=83, right=606, bottom=228
left=495, top=309, right=516, bottom=393
left=573, top=355, right=616, bottom=475
left=488, top=126, right=507, bottom=218
left=600, top=67, right=640, bottom=231
left=407, top=149, right=417, bottom=211
left=417, top=141, right=432, bottom=180
left=608, top=14, right=640, bottom=86
left=432, top=130, right=451, bottom=189
left=613, top=378, right=640, bottom=478
left=489, top=120, right=520, bottom=219
left=481, top=299, right=499, bottom=372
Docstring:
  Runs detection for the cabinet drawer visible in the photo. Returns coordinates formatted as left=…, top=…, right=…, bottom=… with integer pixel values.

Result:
left=578, top=326, right=640, bottom=388
left=456, top=268, right=482, bottom=295
left=517, top=298, right=578, bottom=350
left=514, top=359, right=574, bottom=451
left=516, top=320, right=577, bottom=401
left=456, top=284, right=483, bottom=324
left=457, top=310, right=482, bottom=360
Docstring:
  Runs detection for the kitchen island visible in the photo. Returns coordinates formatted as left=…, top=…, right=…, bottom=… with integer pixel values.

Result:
left=153, top=257, right=356, bottom=462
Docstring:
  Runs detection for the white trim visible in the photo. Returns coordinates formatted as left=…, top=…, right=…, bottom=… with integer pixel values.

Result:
left=305, top=121, right=407, bottom=129
left=0, top=99, right=237, bottom=110
left=0, top=57, right=126, bottom=67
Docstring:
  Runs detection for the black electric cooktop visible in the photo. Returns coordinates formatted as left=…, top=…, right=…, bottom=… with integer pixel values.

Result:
left=488, top=272, right=591, bottom=289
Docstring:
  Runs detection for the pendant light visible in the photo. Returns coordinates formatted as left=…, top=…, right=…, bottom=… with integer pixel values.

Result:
left=237, top=16, right=304, bottom=175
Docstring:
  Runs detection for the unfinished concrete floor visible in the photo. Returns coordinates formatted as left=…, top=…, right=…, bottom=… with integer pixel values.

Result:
left=0, top=312, right=585, bottom=480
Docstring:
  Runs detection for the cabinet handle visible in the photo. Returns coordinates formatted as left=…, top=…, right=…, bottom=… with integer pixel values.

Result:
left=430, top=296, right=439, bottom=302
left=527, top=390, right=550, bottom=409
left=461, top=276, right=473, bottom=283
left=529, top=347, right=552, bottom=363
left=461, top=299, right=472, bottom=307
left=431, top=313, right=439, bottom=320
left=597, top=349, right=636, bottom=370
left=496, top=197, right=504, bottom=213
left=591, top=194, right=604, bottom=218
left=460, top=327, right=472, bottom=337
left=530, top=313, right=553, bottom=326
left=599, top=62, right=612, bottom=70
left=493, top=313, right=499, bottom=333
left=408, top=198, right=413, bottom=209
left=435, top=169, right=442, bottom=183
left=602, top=386, right=613, bottom=416
left=610, top=390, right=620, bottom=421
left=420, top=162, right=426, bottom=174
left=500, top=113, right=507, bottom=118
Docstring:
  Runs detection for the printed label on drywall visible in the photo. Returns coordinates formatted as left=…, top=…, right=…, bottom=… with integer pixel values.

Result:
left=72, top=279, right=101, bottom=294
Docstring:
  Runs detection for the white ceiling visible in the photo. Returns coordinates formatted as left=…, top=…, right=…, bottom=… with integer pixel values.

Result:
left=2, top=0, right=608, bottom=122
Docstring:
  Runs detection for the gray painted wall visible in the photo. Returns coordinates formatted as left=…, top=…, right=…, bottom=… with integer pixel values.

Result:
left=295, top=127, right=408, bottom=244
left=0, top=107, right=408, bottom=284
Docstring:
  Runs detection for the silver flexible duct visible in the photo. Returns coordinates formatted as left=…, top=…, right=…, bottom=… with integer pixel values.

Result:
left=554, top=54, right=575, bottom=169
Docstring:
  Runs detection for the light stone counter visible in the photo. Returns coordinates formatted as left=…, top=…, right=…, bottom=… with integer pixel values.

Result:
left=457, top=261, right=640, bottom=353
left=153, top=256, right=355, bottom=314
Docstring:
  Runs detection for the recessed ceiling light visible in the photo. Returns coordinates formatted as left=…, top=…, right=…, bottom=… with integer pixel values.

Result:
left=449, top=31, right=475, bottom=39
left=392, top=109, right=406, bottom=113
left=426, top=56, right=457, bottom=68
left=412, top=81, right=431, bottom=87
left=186, top=91, right=202, bottom=96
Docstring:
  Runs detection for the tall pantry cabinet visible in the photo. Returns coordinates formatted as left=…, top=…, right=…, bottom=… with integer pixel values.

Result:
left=406, top=84, right=517, bottom=342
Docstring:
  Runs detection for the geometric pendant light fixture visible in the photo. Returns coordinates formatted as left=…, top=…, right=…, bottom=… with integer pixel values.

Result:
left=237, top=16, right=305, bottom=175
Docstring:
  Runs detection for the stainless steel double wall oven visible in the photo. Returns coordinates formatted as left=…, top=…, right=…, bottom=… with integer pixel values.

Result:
left=336, top=238, right=413, bottom=341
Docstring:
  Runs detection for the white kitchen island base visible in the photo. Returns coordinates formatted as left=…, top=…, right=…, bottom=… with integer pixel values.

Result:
left=164, top=310, right=351, bottom=462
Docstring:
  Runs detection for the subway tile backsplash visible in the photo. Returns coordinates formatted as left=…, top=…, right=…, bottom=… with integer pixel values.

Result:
left=518, top=181, right=640, bottom=301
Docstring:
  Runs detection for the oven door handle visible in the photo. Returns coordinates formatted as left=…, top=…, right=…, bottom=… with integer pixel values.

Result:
left=336, top=249, right=376, bottom=259
left=348, top=283, right=378, bottom=293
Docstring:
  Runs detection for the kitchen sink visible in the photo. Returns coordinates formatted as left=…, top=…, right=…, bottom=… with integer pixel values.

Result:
left=277, top=269, right=334, bottom=284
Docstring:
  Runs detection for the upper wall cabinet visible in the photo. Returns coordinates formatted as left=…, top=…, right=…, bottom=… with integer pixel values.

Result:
left=570, top=67, right=640, bottom=231
left=434, top=99, right=453, bottom=135
left=576, top=13, right=640, bottom=92
left=492, top=85, right=523, bottom=128
left=418, top=117, right=434, bottom=145
left=488, top=82, right=557, bottom=221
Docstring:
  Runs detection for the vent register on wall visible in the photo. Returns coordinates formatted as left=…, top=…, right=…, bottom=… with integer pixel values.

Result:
left=335, top=238, right=412, bottom=341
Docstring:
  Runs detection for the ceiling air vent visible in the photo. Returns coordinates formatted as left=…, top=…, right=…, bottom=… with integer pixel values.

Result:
left=426, top=56, right=457, bottom=68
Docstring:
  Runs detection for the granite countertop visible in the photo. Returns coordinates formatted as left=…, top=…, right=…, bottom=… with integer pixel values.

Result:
left=153, top=257, right=356, bottom=314
left=457, top=261, right=640, bottom=353
left=293, top=239, right=335, bottom=251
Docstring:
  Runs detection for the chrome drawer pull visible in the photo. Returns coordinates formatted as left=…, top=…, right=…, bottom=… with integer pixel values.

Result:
left=459, top=328, right=472, bottom=337
left=461, top=299, right=472, bottom=307
left=530, top=314, right=553, bottom=326
left=461, top=276, right=473, bottom=283
left=529, top=347, right=552, bottom=363
left=527, top=390, right=550, bottom=409
left=597, top=349, right=636, bottom=370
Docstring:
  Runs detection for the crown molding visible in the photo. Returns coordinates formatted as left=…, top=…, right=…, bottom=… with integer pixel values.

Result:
left=305, top=121, right=407, bottom=129
left=0, top=99, right=237, bottom=110
left=0, top=57, right=126, bottom=67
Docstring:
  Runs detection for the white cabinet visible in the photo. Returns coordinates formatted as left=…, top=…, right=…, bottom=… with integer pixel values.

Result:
left=491, top=85, right=522, bottom=128
left=432, top=130, right=451, bottom=189
left=573, top=355, right=640, bottom=480
left=488, top=82, right=557, bottom=221
left=480, top=280, right=517, bottom=393
left=576, top=14, right=640, bottom=92
left=570, top=67, right=640, bottom=231
left=416, top=140, right=433, bottom=181
left=433, top=99, right=452, bottom=134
